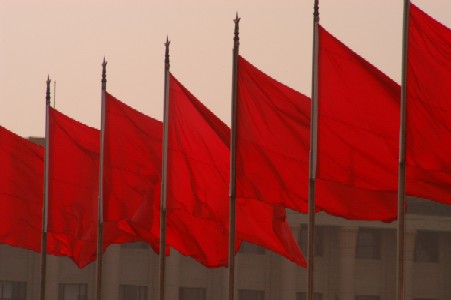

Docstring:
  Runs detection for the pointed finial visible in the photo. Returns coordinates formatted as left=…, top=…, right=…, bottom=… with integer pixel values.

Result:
left=46, top=75, right=51, bottom=106
left=101, top=57, right=107, bottom=91
left=234, top=13, right=241, bottom=47
left=164, top=36, right=171, bottom=70
left=313, top=0, right=320, bottom=22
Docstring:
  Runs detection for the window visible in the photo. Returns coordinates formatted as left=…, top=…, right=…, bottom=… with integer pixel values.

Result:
left=238, top=289, right=264, bottom=300
left=121, top=242, right=149, bottom=250
left=296, top=292, right=323, bottom=300
left=239, top=242, right=266, bottom=255
left=58, top=283, right=87, bottom=300
left=414, top=231, right=439, bottom=262
left=299, top=225, right=323, bottom=257
left=119, top=285, right=147, bottom=300
left=355, top=296, right=380, bottom=300
left=356, top=229, right=381, bottom=259
left=179, top=287, right=206, bottom=300
left=0, top=281, right=26, bottom=300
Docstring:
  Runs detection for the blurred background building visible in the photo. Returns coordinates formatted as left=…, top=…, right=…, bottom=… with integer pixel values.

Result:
left=0, top=197, right=450, bottom=300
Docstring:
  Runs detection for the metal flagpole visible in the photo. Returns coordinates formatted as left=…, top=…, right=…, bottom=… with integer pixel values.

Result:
left=228, top=13, right=240, bottom=300
left=158, top=36, right=171, bottom=300
left=307, top=1, right=319, bottom=300
left=96, top=58, right=107, bottom=300
left=40, top=76, right=51, bottom=300
left=397, top=1, right=410, bottom=300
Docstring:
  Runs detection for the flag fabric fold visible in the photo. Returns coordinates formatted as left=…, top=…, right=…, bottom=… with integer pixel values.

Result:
left=317, top=26, right=400, bottom=221
left=167, top=74, right=235, bottom=267
left=236, top=56, right=310, bottom=214
left=405, top=4, right=451, bottom=205
left=103, top=92, right=162, bottom=252
left=47, top=108, right=99, bottom=268
left=0, top=126, right=43, bottom=252
left=169, top=74, right=306, bottom=267
left=235, top=198, right=305, bottom=266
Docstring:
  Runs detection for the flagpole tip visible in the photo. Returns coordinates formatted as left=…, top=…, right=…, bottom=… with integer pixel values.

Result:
left=164, top=36, right=170, bottom=48
left=234, top=12, right=240, bottom=24
left=233, top=13, right=240, bottom=47
left=164, top=36, right=171, bottom=70
left=313, top=0, right=320, bottom=21
left=46, top=76, right=51, bottom=106
left=101, top=57, right=107, bottom=91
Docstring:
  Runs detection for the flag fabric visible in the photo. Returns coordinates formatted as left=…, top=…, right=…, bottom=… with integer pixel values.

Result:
left=103, top=92, right=162, bottom=252
left=169, top=74, right=306, bottom=267
left=0, top=126, right=43, bottom=252
left=405, top=4, right=451, bottom=205
left=236, top=56, right=310, bottom=214
left=317, top=26, right=400, bottom=221
left=167, top=74, right=234, bottom=267
left=165, top=209, right=230, bottom=267
left=235, top=198, right=305, bottom=266
left=47, top=108, right=99, bottom=268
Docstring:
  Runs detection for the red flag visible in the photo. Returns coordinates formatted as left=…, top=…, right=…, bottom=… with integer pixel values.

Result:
left=0, top=126, right=43, bottom=252
left=406, top=4, right=451, bottom=204
left=169, top=74, right=306, bottom=267
left=47, top=108, right=99, bottom=268
left=103, top=92, right=161, bottom=252
left=167, top=74, right=233, bottom=267
left=166, top=210, right=230, bottom=267
left=317, top=26, right=400, bottom=221
left=236, top=56, right=310, bottom=213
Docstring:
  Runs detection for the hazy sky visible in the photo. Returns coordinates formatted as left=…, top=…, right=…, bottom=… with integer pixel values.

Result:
left=1, top=0, right=450, bottom=137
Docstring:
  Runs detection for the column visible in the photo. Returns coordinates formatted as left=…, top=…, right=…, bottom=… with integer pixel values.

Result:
left=102, top=244, right=121, bottom=300
left=404, top=229, right=416, bottom=300
left=222, top=265, right=228, bottom=300
left=166, top=250, right=180, bottom=300
left=46, top=255, right=59, bottom=300
left=148, top=250, right=159, bottom=300
left=338, top=226, right=358, bottom=300
left=280, top=227, right=300, bottom=300
left=439, top=233, right=451, bottom=300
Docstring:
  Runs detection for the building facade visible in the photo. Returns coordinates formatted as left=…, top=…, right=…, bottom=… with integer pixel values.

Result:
left=0, top=198, right=450, bottom=300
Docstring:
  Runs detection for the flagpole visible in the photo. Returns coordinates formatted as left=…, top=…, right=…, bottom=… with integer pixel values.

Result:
left=159, top=36, right=171, bottom=300
left=228, top=13, right=240, bottom=300
left=307, top=1, right=319, bottom=300
left=397, top=1, right=410, bottom=300
left=96, top=58, right=107, bottom=300
left=40, top=76, right=51, bottom=300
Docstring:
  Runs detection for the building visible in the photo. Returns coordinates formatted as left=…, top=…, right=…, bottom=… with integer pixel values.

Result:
left=0, top=197, right=450, bottom=300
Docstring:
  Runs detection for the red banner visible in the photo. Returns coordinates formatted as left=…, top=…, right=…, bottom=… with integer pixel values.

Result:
left=47, top=108, right=99, bottom=268
left=170, top=74, right=306, bottom=267
left=406, top=4, right=451, bottom=204
left=236, top=56, right=310, bottom=214
left=316, top=26, right=400, bottom=221
left=0, top=126, right=44, bottom=252
left=104, top=92, right=162, bottom=252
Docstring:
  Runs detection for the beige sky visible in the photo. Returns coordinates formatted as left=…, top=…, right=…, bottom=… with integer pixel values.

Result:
left=0, top=0, right=450, bottom=137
